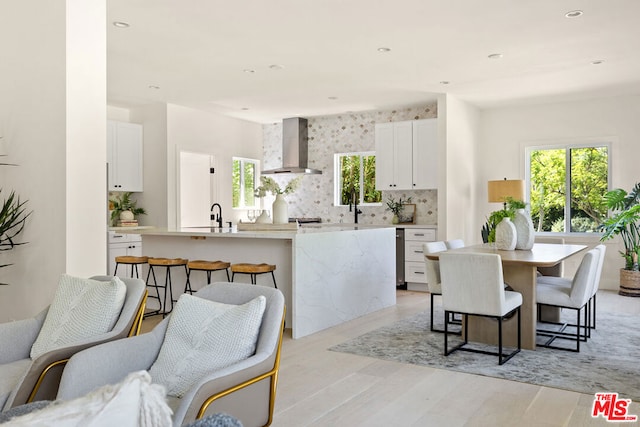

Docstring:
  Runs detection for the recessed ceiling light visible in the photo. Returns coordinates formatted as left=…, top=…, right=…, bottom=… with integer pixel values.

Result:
left=243, top=69, right=255, bottom=74
left=591, top=60, right=604, bottom=65
left=377, top=47, right=391, bottom=53
left=565, top=10, right=583, bottom=18
left=488, top=53, right=503, bottom=59
left=148, top=85, right=160, bottom=90
left=440, top=81, right=450, bottom=85
left=113, top=21, right=130, bottom=28
left=241, top=107, right=250, bottom=111
left=328, top=96, right=338, bottom=100
left=269, top=64, right=284, bottom=70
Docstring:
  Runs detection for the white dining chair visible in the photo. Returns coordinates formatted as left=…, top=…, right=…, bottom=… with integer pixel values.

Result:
left=537, top=244, right=605, bottom=338
left=439, top=252, right=522, bottom=365
left=536, top=248, right=598, bottom=352
left=423, top=241, right=452, bottom=333
left=445, top=239, right=465, bottom=250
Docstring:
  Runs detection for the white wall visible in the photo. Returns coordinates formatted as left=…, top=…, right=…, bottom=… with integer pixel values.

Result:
left=438, top=95, right=481, bottom=244
left=476, top=94, right=640, bottom=290
left=165, top=104, right=263, bottom=227
left=0, top=0, right=107, bottom=321
left=130, top=103, right=168, bottom=228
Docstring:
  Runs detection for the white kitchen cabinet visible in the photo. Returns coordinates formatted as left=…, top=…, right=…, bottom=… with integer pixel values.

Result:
left=404, top=227, right=436, bottom=291
left=375, top=118, right=437, bottom=190
left=108, top=232, right=143, bottom=278
left=107, top=121, right=143, bottom=192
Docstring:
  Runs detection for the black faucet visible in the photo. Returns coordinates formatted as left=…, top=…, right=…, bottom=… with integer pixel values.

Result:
left=210, top=203, right=223, bottom=228
left=349, top=189, right=363, bottom=224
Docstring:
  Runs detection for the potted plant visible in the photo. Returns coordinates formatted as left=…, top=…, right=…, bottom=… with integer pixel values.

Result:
left=481, top=197, right=521, bottom=243
left=109, top=192, right=146, bottom=226
left=599, top=183, right=640, bottom=296
left=385, top=196, right=412, bottom=224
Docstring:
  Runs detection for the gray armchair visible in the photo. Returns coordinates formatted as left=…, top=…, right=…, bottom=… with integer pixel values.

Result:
left=0, top=276, right=147, bottom=411
left=56, top=282, right=286, bottom=427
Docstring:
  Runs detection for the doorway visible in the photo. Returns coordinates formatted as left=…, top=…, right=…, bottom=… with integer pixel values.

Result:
left=178, top=150, right=217, bottom=227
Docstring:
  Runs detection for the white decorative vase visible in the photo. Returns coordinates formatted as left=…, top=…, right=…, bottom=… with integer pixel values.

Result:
left=119, top=210, right=134, bottom=221
left=255, top=210, right=271, bottom=224
left=272, top=194, right=288, bottom=224
left=513, top=208, right=535, bottom=250
left=495, top=217, right=517, bottom=250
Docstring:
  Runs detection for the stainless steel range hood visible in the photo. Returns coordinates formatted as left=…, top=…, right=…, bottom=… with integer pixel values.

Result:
left=262, top=117, right=322, bottom=174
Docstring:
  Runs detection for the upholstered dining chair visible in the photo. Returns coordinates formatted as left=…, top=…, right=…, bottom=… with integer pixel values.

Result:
left=536, top=248, right=599, bottom=352
left=423, top=241, right=450, bottom=333
left=439, top=252, right=522, bottom=365
left=56, top=282, right=286, bottom=427
left=445, top=239, right=465, bottom=249
left=0, top=275, right=147, bottom=411
left=537, top=244, right=605, bottom=339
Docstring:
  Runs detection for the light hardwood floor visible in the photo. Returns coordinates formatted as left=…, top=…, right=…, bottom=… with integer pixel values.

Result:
left=143, top=289, right=639, bottom=426
left=271, top=290, right=640, bottom=427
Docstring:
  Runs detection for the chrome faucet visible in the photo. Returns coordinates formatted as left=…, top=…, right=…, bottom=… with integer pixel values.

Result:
left=210, top=203, right=223, bottom=228
left=349, top=189, right=363, bottom=224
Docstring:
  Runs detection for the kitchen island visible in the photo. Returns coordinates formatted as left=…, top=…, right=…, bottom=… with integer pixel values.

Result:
left=130, top=224, right=396, bottom=339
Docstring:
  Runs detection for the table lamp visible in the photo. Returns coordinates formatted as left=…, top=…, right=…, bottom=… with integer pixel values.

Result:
left=488, top=178, right=525, bottom=209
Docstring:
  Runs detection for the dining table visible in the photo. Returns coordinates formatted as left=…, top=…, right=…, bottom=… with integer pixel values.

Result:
left=427, top=242, right=587, bottom=350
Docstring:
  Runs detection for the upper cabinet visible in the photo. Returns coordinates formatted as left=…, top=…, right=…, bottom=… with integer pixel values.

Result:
left=375, top=118, right=438, bottom=190
left=107, top=120, right=143, bottom=192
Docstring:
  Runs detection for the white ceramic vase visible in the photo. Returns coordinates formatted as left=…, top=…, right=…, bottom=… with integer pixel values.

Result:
left=119, top=210, right=134, bottom=221
left=272, top=194, right=288, bottom=224
left=513, top=208, right=535, bottom=250
left=495, top=217, right=517, bottom=250
left=255, top=210, right=271, bottom=224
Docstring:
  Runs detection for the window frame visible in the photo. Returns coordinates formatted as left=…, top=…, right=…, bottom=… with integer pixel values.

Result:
left=524, top=142, right=611, bottom=235
left=333, top=151, right=382, bottom=207
left=232, top=157, right=260, bottom=209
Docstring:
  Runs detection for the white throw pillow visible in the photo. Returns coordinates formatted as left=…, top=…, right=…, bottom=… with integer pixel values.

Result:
left=3, top=371, right=172, bottom=427
left=149, top=293, right=266, bottom=398
left=30, top=275, right=127, bottom=360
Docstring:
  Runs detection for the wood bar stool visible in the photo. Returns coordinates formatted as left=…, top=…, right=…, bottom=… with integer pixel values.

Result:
left=185, top=260, right=231, bottom=294
left=114, top=256, right=149, bottom=279
left=230, top=263, right=277, bottom=288
left=145, top=257, right=188, bottom=317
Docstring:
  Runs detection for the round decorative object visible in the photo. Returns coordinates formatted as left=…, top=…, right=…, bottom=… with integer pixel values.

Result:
left=119, top=210, right=134, bottom=221
left=272, top=194, right=288, bottom=224
left=255, top=210, right=271, bottom=224
left=495, top=217, right=517, bottom=250
left=513, top=208, right=535, bottom=250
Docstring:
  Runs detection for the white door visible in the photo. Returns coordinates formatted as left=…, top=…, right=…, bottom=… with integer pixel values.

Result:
left=178, top=151, right=217, bottom=227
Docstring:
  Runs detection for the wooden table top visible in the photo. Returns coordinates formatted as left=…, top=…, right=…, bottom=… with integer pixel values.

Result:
left=426, top=243, right=587, bottom=267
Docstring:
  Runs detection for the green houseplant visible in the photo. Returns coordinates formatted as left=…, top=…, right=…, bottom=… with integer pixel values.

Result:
left=1, top=146, right=32, bottom=272
left=385, top=196, right=412, bottom=224
left=599, top=183, right=640, bottom=296
left=109, top=192, right=146, bottom=226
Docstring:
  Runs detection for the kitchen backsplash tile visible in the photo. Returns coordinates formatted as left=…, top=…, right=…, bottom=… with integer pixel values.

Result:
left=262, top=103, right=438, bottom=225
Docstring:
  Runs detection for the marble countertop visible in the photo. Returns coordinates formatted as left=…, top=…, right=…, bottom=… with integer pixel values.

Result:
left=113, top=224, right=402, bottom=240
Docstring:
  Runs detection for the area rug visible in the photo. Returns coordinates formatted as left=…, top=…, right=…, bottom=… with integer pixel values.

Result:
left=329, top=309, right=640, bottom=400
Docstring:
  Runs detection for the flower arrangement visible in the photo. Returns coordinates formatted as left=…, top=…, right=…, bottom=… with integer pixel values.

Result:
left=255, top=176, right=302, bottom=197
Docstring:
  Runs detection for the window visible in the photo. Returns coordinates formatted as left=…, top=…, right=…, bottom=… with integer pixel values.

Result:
left=334, top=152, right=382, bottom=206
left=526, top=144, right=609, bottom=233
left=232, top=157, right=259, bottom=208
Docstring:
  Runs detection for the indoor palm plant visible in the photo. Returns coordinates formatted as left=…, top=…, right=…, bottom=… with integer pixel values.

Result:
left=599, top=183, right=640, bottom=296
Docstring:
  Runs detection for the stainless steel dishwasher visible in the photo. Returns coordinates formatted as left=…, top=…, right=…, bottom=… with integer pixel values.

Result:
left=396, top=228, right=406, bottom=287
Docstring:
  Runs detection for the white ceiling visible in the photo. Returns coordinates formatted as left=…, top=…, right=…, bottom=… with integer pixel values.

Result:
left=106, top=0, right=640, bottom=124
